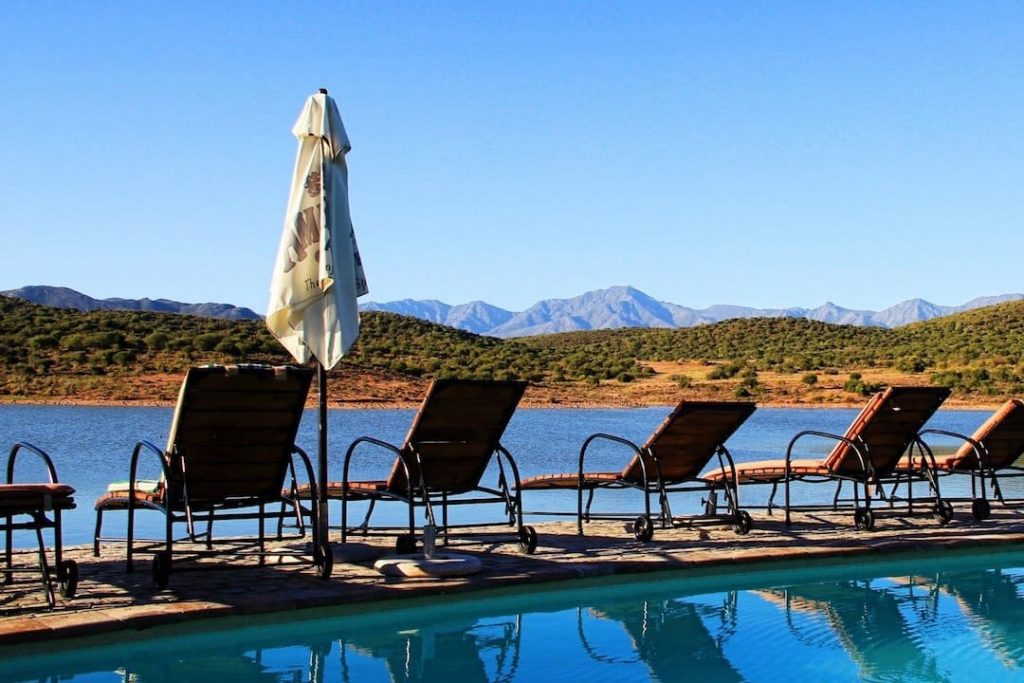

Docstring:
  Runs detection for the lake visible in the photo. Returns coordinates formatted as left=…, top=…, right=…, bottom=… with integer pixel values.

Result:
left=0, top=404, right=1006, bottom=547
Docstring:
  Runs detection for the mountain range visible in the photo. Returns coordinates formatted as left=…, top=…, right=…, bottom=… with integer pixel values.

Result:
left=4, top=284, right=1022, bottom=338
left=0, top=286, right=261, bottom=321
left=362, top=286, right=1024, bottom=337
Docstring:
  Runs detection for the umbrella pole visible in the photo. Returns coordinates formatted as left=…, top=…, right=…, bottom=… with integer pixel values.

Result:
left=317, top=361, right=329, bottom=545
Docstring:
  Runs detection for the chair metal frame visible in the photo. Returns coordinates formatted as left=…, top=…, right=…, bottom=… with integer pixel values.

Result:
left=2, top=441, right=77, bottom=608
left=568, top=433, right=751, bottom=541
left=751, top=430, right=951, bottom=529
left=332, top=379, right=536, bottom=555
left=725, top=387, right=952, bottom=530
left=92, top=364, right=331, bottom=588
left=899, top=425, right=1024, bottom=521
left=339, top=435, right=536, bottom=554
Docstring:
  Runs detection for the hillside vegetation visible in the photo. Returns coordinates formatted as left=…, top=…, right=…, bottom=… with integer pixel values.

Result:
left=1, top=296, right=1023, bottom=404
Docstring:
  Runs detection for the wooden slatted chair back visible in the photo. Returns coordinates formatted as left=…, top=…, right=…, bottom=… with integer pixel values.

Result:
left=620, top=401, right=756, bottom=483
left=385, top=379, right=527, bottom=495
left=164, top=365, right=313, bottom=507
left=950, top=399, right=1024, bottom=470
left=823, top=386, right=950, bottom=475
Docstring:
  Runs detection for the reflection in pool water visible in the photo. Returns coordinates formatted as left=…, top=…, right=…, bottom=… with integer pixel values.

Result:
left=338, top=616, right=522, bottom=682
left=930, top=568, right=1024, bottom=669
left=7, top=551, right=1024, bottom=682
left=753, top=580, right=946, bottom=682
left=576, top=595, right=743, bottom=682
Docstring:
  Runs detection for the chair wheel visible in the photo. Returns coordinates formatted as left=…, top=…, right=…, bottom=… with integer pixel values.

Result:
left=518, top=525, right=538, bottom=554
left=972, top=499, right=991, bottom=521
left=934, top=500, right=954, bottom=526
left=633, top=515, right=654, bottom=543
left=152, top=552, right=171, bottom=590
left=395, top=534, right=417, bottom=555
left=58, top=560, right=79, bottom=599
left=854, top=508, right=875, bottom=531
left=313, top=543, right=333, bottom=579
left=732, top=510, right=753, bottom=535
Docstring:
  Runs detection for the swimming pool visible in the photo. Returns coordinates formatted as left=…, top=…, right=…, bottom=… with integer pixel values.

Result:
left=5, top=548, right=1024, bottom=682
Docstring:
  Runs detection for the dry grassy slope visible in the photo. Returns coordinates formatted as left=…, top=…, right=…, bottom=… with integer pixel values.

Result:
left=11, top=363, right=999, bottom=409
left=4, top=297, right=1024, bottom=408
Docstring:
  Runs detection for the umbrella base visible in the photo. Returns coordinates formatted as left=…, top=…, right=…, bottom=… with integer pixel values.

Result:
left=374, top=553, right=483, bottom=578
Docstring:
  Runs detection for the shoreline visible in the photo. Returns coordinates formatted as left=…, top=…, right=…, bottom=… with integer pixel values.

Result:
left=0, top=395, right=1007, bottom=411
left=1, top=361, right=1012, bottom=413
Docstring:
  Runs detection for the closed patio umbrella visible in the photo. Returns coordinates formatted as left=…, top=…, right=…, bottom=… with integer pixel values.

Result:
left=267, top=88, right=368, bottom=545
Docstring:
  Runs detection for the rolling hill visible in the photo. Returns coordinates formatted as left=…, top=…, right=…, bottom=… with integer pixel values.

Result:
left=1, top=286, right=261, bottom=321
left=1, top=295, right=1023, bottom=405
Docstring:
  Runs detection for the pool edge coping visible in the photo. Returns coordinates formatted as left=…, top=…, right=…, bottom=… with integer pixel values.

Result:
left=3, top=531, right=1024, bottom=656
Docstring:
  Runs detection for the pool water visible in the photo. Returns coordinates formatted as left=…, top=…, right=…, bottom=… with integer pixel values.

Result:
left=5, top=549, right=1024, bottom=682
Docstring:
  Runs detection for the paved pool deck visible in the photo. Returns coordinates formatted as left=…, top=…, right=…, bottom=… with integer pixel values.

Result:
left=3, top=504, right=1024, bottom=652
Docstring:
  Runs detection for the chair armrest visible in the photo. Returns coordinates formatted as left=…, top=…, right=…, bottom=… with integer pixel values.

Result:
left=709, top=444, right=740, bottom=483
left=342, top=436, right=408, bottom=494
left=785, top=430, right=868, bottom=477
left=577, top=433, right=644, bottom=485
left=6, top=441, right=60, bottom=484
left=918, top=428, right=987, bottom=469
left=286, top=445, right=318, bottom=497
left=494, top=443, right=524, bottom=488
left=128, top=440, right=170, bottom=493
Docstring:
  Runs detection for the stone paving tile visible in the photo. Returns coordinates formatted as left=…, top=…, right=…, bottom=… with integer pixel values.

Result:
left=0, top=617, right=51, bottom=645
left=2, top=505, right=1024, bottom=651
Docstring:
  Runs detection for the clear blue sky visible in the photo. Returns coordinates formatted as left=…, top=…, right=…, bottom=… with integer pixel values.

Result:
left=1, top=2, right=1021, bottom=314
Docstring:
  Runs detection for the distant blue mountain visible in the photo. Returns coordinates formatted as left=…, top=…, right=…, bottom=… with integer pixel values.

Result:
left=361, top=299, right=513, bottom=334
left=361, top=285, right=1024, bottom=338
left=7, top=284, right=1021, bottom=337
left=1, top=286, right=261, bottom=321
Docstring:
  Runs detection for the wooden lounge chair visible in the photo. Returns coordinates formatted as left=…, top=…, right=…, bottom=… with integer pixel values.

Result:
left=318, top=379, right=536, bottom=554
left=2, top=441, right=77, bottom=608
left=897, top=399, right=1024, bottom=521
left=704, top=386, right=951, bottom=529
left=93, top=364, right=330, bottom=588
left=519, top=400, right=756, bottom=542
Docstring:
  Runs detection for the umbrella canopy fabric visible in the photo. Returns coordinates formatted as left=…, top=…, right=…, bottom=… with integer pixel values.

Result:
left=267, top=90, right=368, bottom=369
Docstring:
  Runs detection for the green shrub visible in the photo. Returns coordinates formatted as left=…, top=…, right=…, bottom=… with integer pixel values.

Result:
left=27, top=334, right=58, bottom=350
left=194, top=334, right=221, bottom=352
left=214, top=339, right=241, bottom=356
left=144, top=332, right=169, bottom=350
left=669, top=373, right=692, bottom=389
left=843, top=374, right=882, bottom=396
left=707, top=362, right=742, bottom=380
left=112, top=351, right=135, bottom=366
left=896, top=356, right=928, bottom=373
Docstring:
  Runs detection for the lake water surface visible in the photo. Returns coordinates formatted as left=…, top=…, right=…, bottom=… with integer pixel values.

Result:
left=0, top=405, right=1007, bottom=547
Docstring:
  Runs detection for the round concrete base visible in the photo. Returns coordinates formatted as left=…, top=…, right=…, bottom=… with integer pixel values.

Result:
left=331, top=543, right=387, bottom=564
left=374, top=552, right=483, bottom=578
